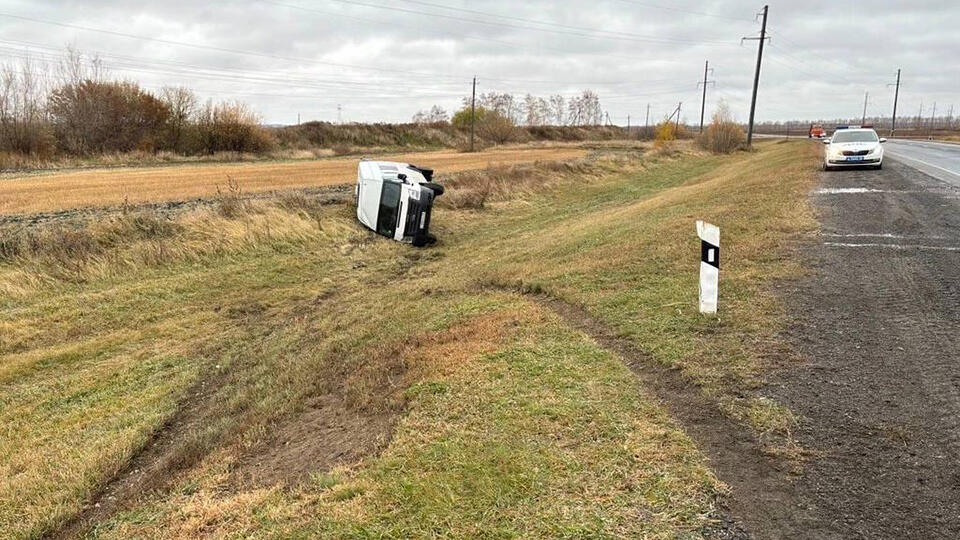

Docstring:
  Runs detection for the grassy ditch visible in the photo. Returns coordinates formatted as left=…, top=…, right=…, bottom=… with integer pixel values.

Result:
left=0, top=140, right=818, bottom=539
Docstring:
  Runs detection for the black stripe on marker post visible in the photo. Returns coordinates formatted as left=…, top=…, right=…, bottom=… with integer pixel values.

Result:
left=701, top=240, right=720, bottom=269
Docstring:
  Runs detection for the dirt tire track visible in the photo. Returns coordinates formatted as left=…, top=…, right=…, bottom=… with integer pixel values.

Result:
left=44, top=369, right=230, bottom=540
left=528, top=294, right=812, bottom=540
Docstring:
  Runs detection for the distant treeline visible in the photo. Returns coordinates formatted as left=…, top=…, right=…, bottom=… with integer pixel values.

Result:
left=0, top=49, right=273, bottom=162
left=412, top=90, right=606, bottom=127
left=756, top=114, right=960, bottom=133
left=275, top=122, right=630, bottom=152
left=0, top=49, right=633, bottom=169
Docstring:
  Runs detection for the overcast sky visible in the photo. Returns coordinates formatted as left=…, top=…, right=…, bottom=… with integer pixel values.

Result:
left=0, top=0, right=957, bottom=125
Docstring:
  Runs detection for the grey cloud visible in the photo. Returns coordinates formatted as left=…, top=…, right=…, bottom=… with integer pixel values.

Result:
left=0, top=0, right=956, bottom=124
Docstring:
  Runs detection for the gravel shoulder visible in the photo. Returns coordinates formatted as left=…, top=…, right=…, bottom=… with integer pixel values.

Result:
left=768, top=158, right=960, bottom=538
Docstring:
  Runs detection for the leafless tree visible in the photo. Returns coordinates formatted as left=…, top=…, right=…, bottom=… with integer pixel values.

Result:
left=477, top=92, right=520, bottom=123
left=412, top=104, right=448, bottom=124
left=566, top=90, right=602, bottom=126
left=161, top=86, right=197, bottom=152
left=0, top=56, right=52, bottom=155
left=549, top=94, right=565, bottom=125
left=523, top=94, right=552, bottom=126
left=55, top=46, right=104, bottom=87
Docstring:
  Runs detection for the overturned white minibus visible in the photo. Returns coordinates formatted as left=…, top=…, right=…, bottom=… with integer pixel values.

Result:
left=355, top=160, right=444, bottom=246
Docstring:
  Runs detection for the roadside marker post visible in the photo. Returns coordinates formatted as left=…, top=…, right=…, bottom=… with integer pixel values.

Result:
left=697, top=221, right=720, bottom=314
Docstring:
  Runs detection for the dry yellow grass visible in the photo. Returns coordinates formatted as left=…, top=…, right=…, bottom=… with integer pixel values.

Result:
left=0, top=147, right=586, bottom=215
left=1, top=142, right=819, bottom=539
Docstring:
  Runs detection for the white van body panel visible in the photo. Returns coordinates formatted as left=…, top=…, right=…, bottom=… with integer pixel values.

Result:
left=355, top=160, right=441, bottom=246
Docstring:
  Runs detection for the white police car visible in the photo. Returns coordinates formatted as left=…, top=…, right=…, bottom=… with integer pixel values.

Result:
left=822, top=126, right=886, bottom=171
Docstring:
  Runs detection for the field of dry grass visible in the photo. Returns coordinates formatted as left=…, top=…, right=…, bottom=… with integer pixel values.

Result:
left=0, top=140, right=819, bottom=539
left=0, top=146, right=587, bottom=215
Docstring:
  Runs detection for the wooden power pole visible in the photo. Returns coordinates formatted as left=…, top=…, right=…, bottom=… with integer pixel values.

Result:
left=698, top=60, right=715, bottom=133
left=888, top=69, right=901, bottom=136
left=743, top=5, right=769, bottom=146
left=470, top=76, right=477, bottom=152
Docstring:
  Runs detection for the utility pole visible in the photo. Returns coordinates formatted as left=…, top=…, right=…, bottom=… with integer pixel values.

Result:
left=644, top=103, right=650, bottom=138
left=469, top=76, right=477, bottom=152
left=888, top=69, right=900, bottom=136
left=917, top=101, right=923, bottom=130
left=930, top=102, right=937, bottom=136
left=697, top=60, right=715, bottom=133
left=627, top=114, right=630, bottom=134
left=675, top=102, right=682, bottom=134
left=743, top=5, right=769, bottom=146
left=861, top=91, right=869, bottom=125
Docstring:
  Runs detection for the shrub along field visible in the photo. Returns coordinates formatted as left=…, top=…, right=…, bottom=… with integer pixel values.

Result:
left=0, top=140, right=819, bottom=539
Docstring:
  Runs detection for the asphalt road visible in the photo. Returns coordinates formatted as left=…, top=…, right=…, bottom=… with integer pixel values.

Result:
left=883, top=139, right=960, bottom=185
left=765, top=150, right=960, bottom=538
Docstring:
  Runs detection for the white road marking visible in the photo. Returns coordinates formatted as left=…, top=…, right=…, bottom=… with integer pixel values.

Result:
left=887, top=139, right=960, bottom=150
left=814, top=188, right=959, bottom=198
left=824, top=242, right=960, bottom=252
left=822, top=233, right=947, bottom=240
left=885, top=152, right=960, bottom=179
left=815, top=188, right=887, bottom=194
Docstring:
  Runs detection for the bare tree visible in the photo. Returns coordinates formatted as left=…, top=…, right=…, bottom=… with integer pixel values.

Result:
left=0, top=56, right=52, bottom=155
left=478, top=92, right=520, bottom=124
left=549, top=94, right=565, bottom=125
left=412, top=105, right=449, bottom=124
left=523, top=94, right=552, bottom=126
left=566, top=90, right=602, bottom=126
left=55, top=46, right=104, bottom=87
left=161, top=86, right=197, bottom=152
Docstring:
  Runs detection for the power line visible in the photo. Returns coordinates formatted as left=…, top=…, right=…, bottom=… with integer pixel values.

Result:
left=764, top=29, right=877, bottom=79
left=1, top=37, right=700, bottom=93
left=0, top=11, right=479, bottom=82
left=254, top=0, right=672, bottom=66
left=764, top=42, right=860, bottom=87
left=0, top=13, right=708, bottom=90
left=0, top=43, right=700, bottom=108
left=0, top=46, right=467, bottom=96
left=318, top=0, right=740, bottom=46
left=610, top=0, right=756, bottom=23
left=388, top=0, right=747, bottom=41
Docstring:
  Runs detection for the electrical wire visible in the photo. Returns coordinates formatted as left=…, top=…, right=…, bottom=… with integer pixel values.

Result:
left=316, top=0, right=740, bottom=46
left=0, top=11, right=480, bottom=82
left=609, top=0, right=756, bottom=23
left=388, top=0, right=749, bottom=40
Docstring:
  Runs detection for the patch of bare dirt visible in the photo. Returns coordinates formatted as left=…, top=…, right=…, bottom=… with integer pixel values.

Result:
left=235, top=394, right=396, bottom=488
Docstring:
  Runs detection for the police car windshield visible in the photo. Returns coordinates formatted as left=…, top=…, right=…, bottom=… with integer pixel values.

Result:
left=832, top=130, right=878, bottom=143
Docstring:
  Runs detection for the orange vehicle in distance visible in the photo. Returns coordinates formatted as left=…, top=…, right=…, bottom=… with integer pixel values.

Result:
left=809, top=124, right=827, bottom=138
